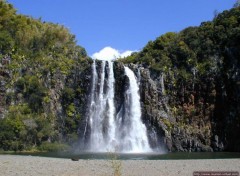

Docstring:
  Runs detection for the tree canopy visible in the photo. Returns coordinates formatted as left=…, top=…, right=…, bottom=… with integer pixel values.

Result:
left=0, top=0, right=89, bottom=151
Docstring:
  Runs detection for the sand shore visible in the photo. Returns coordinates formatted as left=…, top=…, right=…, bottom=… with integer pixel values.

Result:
left=0, top=155, right=239, bottom=176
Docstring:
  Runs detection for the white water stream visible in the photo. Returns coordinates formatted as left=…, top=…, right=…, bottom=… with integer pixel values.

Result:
left=86, top=60, right=151, bottom=153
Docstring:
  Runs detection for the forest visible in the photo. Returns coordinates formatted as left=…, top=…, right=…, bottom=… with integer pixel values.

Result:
left=0, top=0, right=90, bottom=151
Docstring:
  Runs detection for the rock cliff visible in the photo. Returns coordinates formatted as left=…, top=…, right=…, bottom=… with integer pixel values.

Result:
left=122, top=59, right=239, bottom=152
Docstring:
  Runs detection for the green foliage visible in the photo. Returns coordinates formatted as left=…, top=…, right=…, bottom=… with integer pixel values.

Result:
left=15, top=75, right=47, bottom=112
left=0, top=30, right=14, bottom=54
left=0, top=103, right=57, bottom=151
left=120, top=8, right=240, bottom=75
left=117, top=52, right=138, bottom=64
left=38, top=142, right=70, bottom=152
left=0, top=1, right=90, bottom=151
left=0, top=0, right=88, bottom=78
left=66, top=103, right=76, bottom=117
left=161, top=118, right=173, bottom=131
left=0, top=117, right=24, bottom=151
left=64, top=112, right=81, bottom=144
left=121, top=7, right=240, bottom=80
left=62, top=87, right=75, bottom=104
left=60, top=86, right=81, bottom=144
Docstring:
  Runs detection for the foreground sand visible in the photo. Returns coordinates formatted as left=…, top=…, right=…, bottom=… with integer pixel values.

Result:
left=0, top=155, right=239, bottom=176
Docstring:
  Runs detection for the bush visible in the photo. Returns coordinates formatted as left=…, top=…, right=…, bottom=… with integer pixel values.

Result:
left=38, top=142, right=70, bottom=152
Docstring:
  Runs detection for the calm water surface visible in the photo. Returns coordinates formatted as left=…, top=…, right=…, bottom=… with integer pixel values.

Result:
left=7, top=151, right=240, bottom=160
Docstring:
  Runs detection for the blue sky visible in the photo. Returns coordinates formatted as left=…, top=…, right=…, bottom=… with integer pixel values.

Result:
left=7, top=0, right=236, bottom=59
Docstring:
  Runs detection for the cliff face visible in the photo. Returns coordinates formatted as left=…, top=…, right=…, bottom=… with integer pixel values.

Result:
left=112, top=62, right=209, bottom=152
left=122, top=56, right=239, bottom=152
left=1, top=56, right=239, bottom=152
left=0, top=57, right=10, bottom=119
left=131, top=64, right=216, bottom=152
left=118, top=7, right=240, bottom=152
left=38, top=58, right=239, bottom=152
left=216, top=48, right=240, bottom=152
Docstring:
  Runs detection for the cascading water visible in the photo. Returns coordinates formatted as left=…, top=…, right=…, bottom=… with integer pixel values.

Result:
left=85, top=60, right=152, bottom=153
left=116, top=66, right=151, bottom=152
left=83, top=60, right=98, bottom=138
left=86, top=60, right=116, bottom=151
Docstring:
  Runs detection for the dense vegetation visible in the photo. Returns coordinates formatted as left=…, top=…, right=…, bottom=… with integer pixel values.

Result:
left=121, top=7, right=240, bottom=77
left=121, top=6, right=240, bottom=109
left=0, top=0, right=90, bottom=151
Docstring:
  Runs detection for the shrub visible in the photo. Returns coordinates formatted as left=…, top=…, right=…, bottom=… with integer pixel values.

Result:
left=38, top=142, right=70, bottom=152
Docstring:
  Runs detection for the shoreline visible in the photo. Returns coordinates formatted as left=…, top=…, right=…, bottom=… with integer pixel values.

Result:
left=0, top=155, right=240, bottom=176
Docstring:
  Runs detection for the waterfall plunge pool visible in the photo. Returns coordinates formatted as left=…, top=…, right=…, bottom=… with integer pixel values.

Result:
left=4, top=152, right=240, bottom=160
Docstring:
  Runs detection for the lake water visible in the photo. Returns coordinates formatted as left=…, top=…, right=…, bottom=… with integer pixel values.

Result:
left=7, top=152, right=240, bottom=160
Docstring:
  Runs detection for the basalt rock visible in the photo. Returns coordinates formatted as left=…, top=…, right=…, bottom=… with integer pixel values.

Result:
left=125, top=58, right=239, bottom=152
left=0, top=58, right=11, bottom=119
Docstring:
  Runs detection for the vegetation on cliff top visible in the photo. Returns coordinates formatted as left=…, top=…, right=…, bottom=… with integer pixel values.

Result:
left=121, top=6, right=240, bottom=77
left=120, top=6, right=240, bottom=151
left=0, top=0, right=90, bottom=151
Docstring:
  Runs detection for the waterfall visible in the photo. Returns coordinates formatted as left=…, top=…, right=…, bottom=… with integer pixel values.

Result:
left=118, top=66, right=151, bottom=152
left=86, top=61, right=116, bottom=151
left=85, top=60, right=152, bottom=153
left=83, top=60, right=98, bottom=138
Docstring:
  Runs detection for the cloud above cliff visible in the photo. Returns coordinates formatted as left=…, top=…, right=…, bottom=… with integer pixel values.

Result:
left=91, top=47, right=135, bottom=60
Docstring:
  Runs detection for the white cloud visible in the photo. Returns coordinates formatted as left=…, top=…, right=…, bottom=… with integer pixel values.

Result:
left=120, top=50, right=134, bottom=58
left=91, top=46, right=136, bottom=61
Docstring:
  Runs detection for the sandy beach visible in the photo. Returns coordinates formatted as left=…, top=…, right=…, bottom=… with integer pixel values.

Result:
left=0, top=155, right=239, bottom=176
